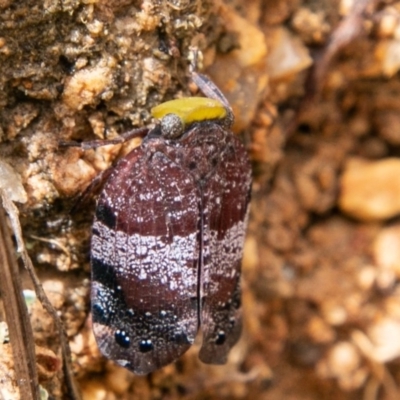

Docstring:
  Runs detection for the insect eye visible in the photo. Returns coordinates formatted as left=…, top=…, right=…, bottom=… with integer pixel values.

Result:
left=160, top=113, right=184, bottom=139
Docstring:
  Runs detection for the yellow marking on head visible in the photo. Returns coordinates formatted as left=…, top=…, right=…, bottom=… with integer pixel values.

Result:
left=151, top=97, right=227, bottom=125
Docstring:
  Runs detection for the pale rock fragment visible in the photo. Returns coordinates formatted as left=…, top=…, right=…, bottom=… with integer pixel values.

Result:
left=266, top=27, right=313, bottom=80
left=0, top=160, right=27, bottom=203
left=316, top=341, right=367, bottom=390
left=374, top=225, right=400, bottom=287
left=368, top=318, right=400, bottom=362
left=339, top=158, right=400, bottom=221
left=382, top=39, right=400, bottom=77
left=353, top=318, right=400, bottom=363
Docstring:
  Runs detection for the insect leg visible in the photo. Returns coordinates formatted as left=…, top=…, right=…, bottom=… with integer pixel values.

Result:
left=69, top=167, right=115, bottom=215
left=59, top=127, right=150, bottom=150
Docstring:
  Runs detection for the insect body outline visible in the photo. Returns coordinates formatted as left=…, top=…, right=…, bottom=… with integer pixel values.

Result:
left=89, top=73, right=251, bottom=374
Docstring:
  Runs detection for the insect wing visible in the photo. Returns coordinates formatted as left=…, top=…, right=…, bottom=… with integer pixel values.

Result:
left=199, top=134, right=251, bottom=364
left=90, top=145, right=200, bottom=374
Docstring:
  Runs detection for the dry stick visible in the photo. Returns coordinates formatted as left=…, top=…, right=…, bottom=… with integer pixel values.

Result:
left=20, top=249, right=82, bottom=400
left=1, top=193, right=82, bottom=400
left=313, top=0, right=377, bottom=93
left=0, top=198, right=39, bottom=400
left=286, top=0, right=378, bottom=138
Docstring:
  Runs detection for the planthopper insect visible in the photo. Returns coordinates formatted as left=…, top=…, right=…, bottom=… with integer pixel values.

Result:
left=88, top=72, right=251, bottom=374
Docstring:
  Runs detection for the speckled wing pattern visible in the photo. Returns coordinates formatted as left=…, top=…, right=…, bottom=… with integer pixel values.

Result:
left=90, top=120, right=251, bottom=374
left=91, top=142, right=200, bottom=375
left=198, top=129, right=251, bottom=364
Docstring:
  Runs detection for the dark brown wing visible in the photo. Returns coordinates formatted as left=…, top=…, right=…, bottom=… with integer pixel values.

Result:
left=198, top=133, right=251, bottom=364
left=90, top=142, right=200, bottom=374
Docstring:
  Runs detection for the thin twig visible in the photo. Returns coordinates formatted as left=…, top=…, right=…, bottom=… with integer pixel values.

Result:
left=0, top=193, right=39, bottom=400
left=1, top=192, right=82, bottom=400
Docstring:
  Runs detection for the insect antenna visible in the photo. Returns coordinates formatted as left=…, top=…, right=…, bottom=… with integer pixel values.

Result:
left=191, top=72, right=234, bottom=127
